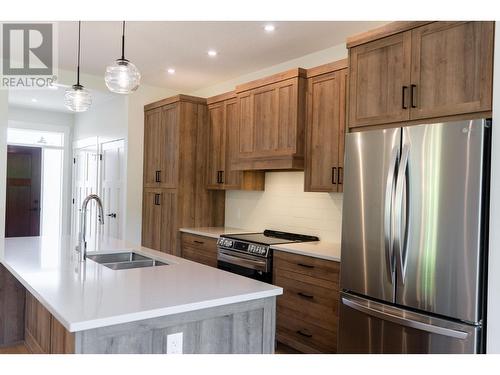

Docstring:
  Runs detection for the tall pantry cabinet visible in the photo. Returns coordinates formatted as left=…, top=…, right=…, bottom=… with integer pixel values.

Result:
left=142, top=95, right=225, bottom=256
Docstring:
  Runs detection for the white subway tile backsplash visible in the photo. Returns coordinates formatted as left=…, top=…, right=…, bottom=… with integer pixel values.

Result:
left=225, top=171, right=343, bottom=243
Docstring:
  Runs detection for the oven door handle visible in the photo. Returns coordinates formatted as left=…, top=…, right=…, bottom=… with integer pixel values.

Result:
left=218, top=250, right=268, bottom=272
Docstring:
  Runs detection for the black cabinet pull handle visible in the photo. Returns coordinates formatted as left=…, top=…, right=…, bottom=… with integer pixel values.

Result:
left=410, top=84, right=417, bottom=108
left=402, top=86, right=408, bottom=109
left=107, top=213, right=117, bottom=218
left=296, top=330, right=313, bottom=338
left=332, top=167, right=337, bottom=185
left=155, top=170, right=161, bottom=183
left=338, top=167, right=343, bottom=184
left=220, top=170, right=224, bottom=184
left=154, top=194, right=160, bottom=206
left=297, top=292, right=314, bottom=300
left=217, top=171, right=222, bottom=184
left=297, top=263, right=314, bottom=269
left=193, top=240, right=205, bottom=244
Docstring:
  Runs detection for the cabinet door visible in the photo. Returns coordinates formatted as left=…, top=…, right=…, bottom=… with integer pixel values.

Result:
left=337, top=69, right=348, bottom=193
left=25, top=292, right=51, bottom=354
left=253, top=79, right=299, bottom=157
left=223, top=98, right=242, bottom=188
left=141, top=189, right=162, bottom=251
left=349, top=32, right=412, bottom=127
left=305, top=71, right=343, bottom=192
left=158, top=104, right=179, bottom=189
left=410, top=21, right=494, bottom=120
left=143, top=108, right=162, bottom=188
left=206, top=103, right=225, bottom=188
left=159, top=190, right=177, bottom=255
left=237, top=91, right=254, bottom=157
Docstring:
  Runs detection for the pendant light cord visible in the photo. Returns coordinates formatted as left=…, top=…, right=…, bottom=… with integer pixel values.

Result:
left=76, top=21, right=81, bottom=86
left=121, top=21, right=125, bottom=60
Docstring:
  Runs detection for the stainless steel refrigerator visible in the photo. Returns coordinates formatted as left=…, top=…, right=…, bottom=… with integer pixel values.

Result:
left=338, top=119, right=491, bottom=354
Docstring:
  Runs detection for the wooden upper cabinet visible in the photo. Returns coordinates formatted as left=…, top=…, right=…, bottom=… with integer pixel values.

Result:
left=206, top=101, right=225, bottom=188
left=305, top=61, right=348, bottom=193
left=233, top=68, right=307, bottom=170
left=143, top=104, right=179, bottom=189
left=206, top=93, right=264, bottom=190
left=143, top=108, right=162, bottom=187
left=347, top=21, right=494, bottom=128
left=410, top=21, right=494, bottom=120
left=349, top=31, right=412, bottom=127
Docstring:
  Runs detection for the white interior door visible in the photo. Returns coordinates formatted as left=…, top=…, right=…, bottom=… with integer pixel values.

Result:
left=100, top=139, right=126, bottom=240
left=72, top=144, right=99, bottom=240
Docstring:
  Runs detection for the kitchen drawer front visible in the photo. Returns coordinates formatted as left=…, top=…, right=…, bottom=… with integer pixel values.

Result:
left=275, top=270, right=338, bottom=331
left=180, top=233, right=217, bottom=267
left=274, top=250, right=340, bottom=285
left=277, top=305, right=337, bottom=354
left=181, top=245, right=217, bottom=267
left=181, top=233, right=217, bottom=250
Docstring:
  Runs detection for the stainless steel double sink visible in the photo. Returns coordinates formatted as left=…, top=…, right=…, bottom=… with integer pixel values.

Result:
left=87, top=252, right=168, bottom=270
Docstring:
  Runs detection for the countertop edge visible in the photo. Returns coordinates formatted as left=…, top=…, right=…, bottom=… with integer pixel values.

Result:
left=271, top=245, right=341, bottom=262
left=67, top=289, right=282, bottom=332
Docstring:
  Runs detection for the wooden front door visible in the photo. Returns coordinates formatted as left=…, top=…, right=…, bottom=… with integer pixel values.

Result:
left=5, top=145, right=42, bottom=237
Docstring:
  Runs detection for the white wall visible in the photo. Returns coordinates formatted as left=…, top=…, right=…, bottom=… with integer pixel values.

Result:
left=73, top=95, right=127, bottom=141
left=7, top=106, right=74, bottom=236
left=487, top=22, right=500, bottom=353
left=0, top=92, right=8, bottom=251
left=8, top=106, right=74, bottom=127
left=226, top=172, right=343, bottom=243
left=197, top=42, right=349, bottom=244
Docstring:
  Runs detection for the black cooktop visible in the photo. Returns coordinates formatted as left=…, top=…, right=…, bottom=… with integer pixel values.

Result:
left=223, top=230, right=319, bottom=245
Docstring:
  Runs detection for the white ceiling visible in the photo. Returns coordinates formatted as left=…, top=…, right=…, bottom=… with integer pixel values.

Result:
left=57, top=21, right=386, bottom=92
left=9, top=21, right=387, bottom=113
left=8, top=85, right=115, bottom=113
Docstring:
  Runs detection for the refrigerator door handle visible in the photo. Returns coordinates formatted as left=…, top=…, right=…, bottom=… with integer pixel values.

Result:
left=342, top=297, right=469, bottom=340
left=384, top=147, right=399, bottom=283
left=395, top=143, right=410, bottom=284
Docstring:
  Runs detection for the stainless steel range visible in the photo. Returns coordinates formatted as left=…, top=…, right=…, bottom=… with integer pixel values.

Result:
left=217, top=230, right=319, bottom=283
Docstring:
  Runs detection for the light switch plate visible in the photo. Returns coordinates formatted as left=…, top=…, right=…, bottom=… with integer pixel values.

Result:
left=167, top=332, right=183, bottom=354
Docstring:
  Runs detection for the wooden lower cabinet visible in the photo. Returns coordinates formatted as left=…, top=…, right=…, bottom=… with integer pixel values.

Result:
left=25, top=292, right=74, bottom=354
left=180, top=233, right=218, bottom=267
left=273, top=251, right=340, bottom=354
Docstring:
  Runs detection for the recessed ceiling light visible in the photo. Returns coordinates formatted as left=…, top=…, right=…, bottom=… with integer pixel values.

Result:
left=207, top=50, right=218, bottom=57
left=167, top=68, right=175, bottom=74
left=264, top=24, right=275, bottom=32
left=31, top=98, right=38, bottom=103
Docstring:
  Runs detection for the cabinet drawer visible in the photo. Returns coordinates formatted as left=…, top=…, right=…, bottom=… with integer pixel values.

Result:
left=275, top=271, right=338, bottom=331
left=273, top=250, right=340, bottom=286
left=180, top=233, right=217, bottom=267
left=181, top=246, right=217, bottom=267
left=181, top=233, right=217, bottom=252
left=277, top=305, right=337, bottom=353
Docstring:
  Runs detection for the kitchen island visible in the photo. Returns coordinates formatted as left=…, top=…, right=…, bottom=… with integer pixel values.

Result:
left=0, top=236, right=282, bottom=354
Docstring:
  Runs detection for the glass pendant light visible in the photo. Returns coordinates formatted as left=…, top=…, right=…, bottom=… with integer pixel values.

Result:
left=64, top=21, right=91, bottom=112
left=104, top=21, right=141, bottom=94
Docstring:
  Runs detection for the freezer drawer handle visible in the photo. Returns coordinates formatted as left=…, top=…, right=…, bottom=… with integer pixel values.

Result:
left=296, top=330, right=313, bottom=338
left=342, top=297, right=469, bottom=340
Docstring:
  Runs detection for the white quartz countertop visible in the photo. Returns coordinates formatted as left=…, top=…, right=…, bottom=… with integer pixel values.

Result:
left=179, top=227, right=341, bottom=261
left=271, top=241, right=341, bottom=262
left=0, top=236, right=282, bottom=333
left=179, top=226, right=257, bottom=239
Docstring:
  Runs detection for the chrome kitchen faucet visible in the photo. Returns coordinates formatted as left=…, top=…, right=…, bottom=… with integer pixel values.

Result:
left=76, top=194, right=104, bottom=262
